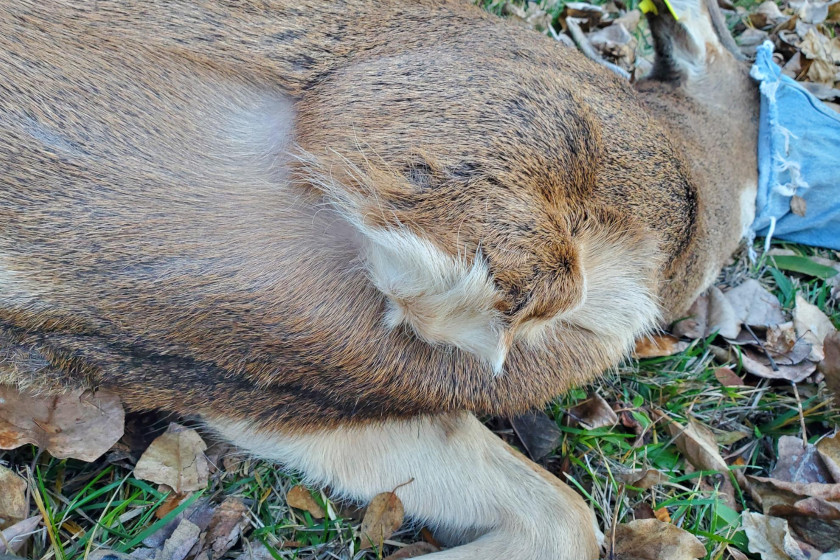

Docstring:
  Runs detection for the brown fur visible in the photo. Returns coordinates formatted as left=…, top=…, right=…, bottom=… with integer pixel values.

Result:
left=0, top=0, right=756, bottom=432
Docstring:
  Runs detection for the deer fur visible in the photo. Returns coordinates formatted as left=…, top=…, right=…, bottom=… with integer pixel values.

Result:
left=0, top=0, right=758, bottom=557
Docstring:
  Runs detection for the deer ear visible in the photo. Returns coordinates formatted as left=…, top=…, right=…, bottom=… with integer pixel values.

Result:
left=360, top=226, right=509, bottom=373
left=646, top=0, right=738, bottom=81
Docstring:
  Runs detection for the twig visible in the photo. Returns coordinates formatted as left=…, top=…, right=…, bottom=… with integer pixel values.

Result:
left=790, top=382, right=808, bottom=447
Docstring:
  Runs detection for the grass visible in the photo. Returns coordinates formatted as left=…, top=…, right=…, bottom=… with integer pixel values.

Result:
left=4, top=239, right=837, bottom=560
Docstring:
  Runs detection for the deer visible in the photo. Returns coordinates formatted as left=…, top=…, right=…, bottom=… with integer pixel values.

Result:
left=0, top=0, right=758, bottom=558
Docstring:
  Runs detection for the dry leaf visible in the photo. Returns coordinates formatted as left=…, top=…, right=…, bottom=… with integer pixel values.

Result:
left=612, top=518, right=706, bottom=560
left=820, top=331, right=840, bottom=397
left=568, top=393, right=618, bottom=430
left=766, top=322, right=798, bottom=355
left=714, top=367, right=746, bottom=387
left=742, top=511, right=810, bottom=560
left=384, top=542, right=440, bottom=559
left=747, top=476, right=840, bottom=551
left=708, top=286, right=741, bottom=339
left=672, top=294, right=708, bottom=339
left=794, top=294, right=837, bottom=361
left=816, top=432, right=840, bottom=482
left=0, top=515, right=40, bottom=554
left=0, top=466, right=26, bottom=528
left=772, top=436, right=834, bottom=485
left=666, top=418, right=737, bottom=508
left=791, top=195, right=808, bottom=216
left=0, top=387, right=124, bottom=462
left=654, top=507, right=671, bottom=523
left=134, top=423, right=209, bottom=493
left=510, top=409, right=561, bottom=460
left=790, top=0, right=831, bottom=24
left=750, top=0, right=789, bottom=27
left=286, top=485, right=324, bottom=519
left=158, top=518, right=201, bottom=560
left=738, top=345, right=817, bottom=382
left=633, top=334, right=689, bottom=358
left=205, top=497, right=250, bottom=559
left=725, top=279, right=786, bottom=328
left=617, top=469, right=670, bottom=490
left=360, top=492, right=404, bottom=549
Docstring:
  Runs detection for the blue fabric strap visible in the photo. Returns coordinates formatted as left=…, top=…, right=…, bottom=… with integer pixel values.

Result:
left=750, top=41, right=840, bottom=251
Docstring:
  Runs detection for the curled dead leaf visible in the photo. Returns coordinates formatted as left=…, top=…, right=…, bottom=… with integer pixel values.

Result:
left=205, top=497, right=251, bottom=559
left=633, top=334, right=689, bottom=358
left=360, top=491, right=405, bottom=549
left=568, top=393, right=618, bottom=430
left=742, top=511, right=810, bottom=560
left=0, top=386, right=124, bottom=462
left=612, top=518, right=706, bottom=560
left=795, top=294, right=838, bottom=362
left=666, top=417, right=737, bottom=508
left=134, top=423, right=209, bottom=493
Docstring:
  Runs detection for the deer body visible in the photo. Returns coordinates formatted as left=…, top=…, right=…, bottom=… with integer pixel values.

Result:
left=0, top=1, right=757, bottom=558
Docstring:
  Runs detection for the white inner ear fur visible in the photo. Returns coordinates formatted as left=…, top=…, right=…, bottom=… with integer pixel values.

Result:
left=361, top=227, right=509, bottom=373
left=667, top=0, right=722, bottom=78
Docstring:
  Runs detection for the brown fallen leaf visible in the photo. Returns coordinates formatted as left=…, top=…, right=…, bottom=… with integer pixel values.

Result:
left=633, top=334, right=689, bottom=358
left=820, top=331, right=840, bottom=397
left=747, top=476, right=840, bottom=551
left=285, top=485, right=325, bottom=519
left=666, top=418, right=737, bottom=508
left=612, top=518, right=706, bottom=560
left=0, top=466, right=26, bottom=528
left=0, top=515, right=40, bottom=554
left=742, top=511, right=810, bottom=560
left=158, top=518, right=201, bottom=560
left=0, top=387, right=124, bottom=462
left=738, top=345, right=816, bottom=383
left=766, top=322, right=798, bottom=355
left=790, top=195, right=808, bottom=217
left=816, top=432, right=840, bottom=482
left=725, top=279, right=786, bottom=328
left=134, top=423, right=209, bottom=493
left=567, top=393, right=618, bottom=430
left=360, top=491, right=405, bottom=549
left=708, top=286, right=741, bottom=339
left=510, top=409, right=561, bottom=460
left=772, top=436, right=834, bottom=485
left=204, top=497, right=250, bottom=559
left=617, top=469, right=669, bottom=490
left=794, top=294, right=837, bottom=362
left=714, top=367, right=747, bottom=387
left=384, top=542, right=440, bottom=559
left=671, top=294, right=708, bottom=339
left=654, top=507, right=671, bottom=523
left=750, top=0, right=789, bottom=28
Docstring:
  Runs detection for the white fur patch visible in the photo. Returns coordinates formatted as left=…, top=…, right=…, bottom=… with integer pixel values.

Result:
left=362, top=229, right=508, bottom=373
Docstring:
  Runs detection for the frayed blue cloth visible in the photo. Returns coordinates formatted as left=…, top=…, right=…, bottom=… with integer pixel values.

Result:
left=750, top=41, right=840, bottom=251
